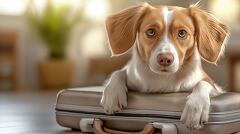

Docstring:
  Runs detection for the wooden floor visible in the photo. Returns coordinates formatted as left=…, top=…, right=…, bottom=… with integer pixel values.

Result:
left=0, top=90, right=83, bottom=134
left=1, top=90, right=240, bottom=134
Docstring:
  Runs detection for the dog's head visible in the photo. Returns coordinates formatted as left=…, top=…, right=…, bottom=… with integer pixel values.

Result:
left=105, top=3, right=229, bottom=74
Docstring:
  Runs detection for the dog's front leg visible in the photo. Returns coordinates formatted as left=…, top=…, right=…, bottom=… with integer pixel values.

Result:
left=101, top=69, right=128, bottom=114
left=181, top=81, right=214, bottom=130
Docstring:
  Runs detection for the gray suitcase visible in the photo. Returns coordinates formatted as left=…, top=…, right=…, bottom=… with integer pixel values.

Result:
left=55, top=86, right=240, bottom=134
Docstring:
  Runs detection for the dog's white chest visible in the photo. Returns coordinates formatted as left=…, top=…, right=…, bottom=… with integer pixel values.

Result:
left=126, top=56, right=202, bottom=93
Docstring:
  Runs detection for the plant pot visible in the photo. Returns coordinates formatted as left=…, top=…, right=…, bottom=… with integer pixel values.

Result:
left=38, top=59, right=74, bottom=90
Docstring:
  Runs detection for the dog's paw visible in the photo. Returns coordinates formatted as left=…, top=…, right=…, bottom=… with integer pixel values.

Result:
left=180, top=94, right=210, bottom=130
left=100, top=84, right=127, bottom=114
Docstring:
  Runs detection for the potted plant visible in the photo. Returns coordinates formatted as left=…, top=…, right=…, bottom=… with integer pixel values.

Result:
left=26, top=0, right=82, bottom=89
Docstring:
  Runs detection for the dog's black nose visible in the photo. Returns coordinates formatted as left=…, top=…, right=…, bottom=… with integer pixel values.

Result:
left=157, top=53, right=174, bottom=66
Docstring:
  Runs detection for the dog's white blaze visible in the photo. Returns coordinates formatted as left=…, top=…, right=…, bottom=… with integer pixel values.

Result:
left=160, top=7, right=173, bottom=53
left=149, top=7, right=179, bottom=73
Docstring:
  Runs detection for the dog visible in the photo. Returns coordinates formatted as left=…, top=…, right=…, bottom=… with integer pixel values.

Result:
left=101, top=3, right=229, bottom=130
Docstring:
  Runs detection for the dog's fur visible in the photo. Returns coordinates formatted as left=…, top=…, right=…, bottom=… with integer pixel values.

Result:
left=101, top=3, right=229, bottom=130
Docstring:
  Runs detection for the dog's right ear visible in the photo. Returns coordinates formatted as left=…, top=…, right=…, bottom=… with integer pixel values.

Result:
left=106, top=3, right=151, bottom=56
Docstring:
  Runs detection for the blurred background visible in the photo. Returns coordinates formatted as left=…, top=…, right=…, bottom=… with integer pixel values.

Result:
left=0, top=0, right=240, bottom=133
left=0, top=0, right=239, bottom=92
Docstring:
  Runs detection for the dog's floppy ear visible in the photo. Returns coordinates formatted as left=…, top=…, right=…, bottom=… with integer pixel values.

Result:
left=105, top=3, right=150, bottom=56
left=190, top=7, right=229, bottom=64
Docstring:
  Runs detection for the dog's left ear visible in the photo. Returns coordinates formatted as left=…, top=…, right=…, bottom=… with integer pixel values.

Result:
left=190, top=7, right=229, bottom=64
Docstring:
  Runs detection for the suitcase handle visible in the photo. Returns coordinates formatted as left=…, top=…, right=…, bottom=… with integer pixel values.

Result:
left=93, top=119, right=154, bottom=134
left=79, top=118, right=177, bottom=134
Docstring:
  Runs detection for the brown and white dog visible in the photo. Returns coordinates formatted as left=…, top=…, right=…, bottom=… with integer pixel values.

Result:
left=101, top=3, right=229, bottom=129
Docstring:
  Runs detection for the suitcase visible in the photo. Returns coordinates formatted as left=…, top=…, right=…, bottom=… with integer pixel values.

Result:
left=55, top=86, right=240, bottom=134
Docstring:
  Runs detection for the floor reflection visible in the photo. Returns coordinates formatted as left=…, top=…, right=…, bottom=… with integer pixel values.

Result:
left=0, top=91, right=84, bottom=134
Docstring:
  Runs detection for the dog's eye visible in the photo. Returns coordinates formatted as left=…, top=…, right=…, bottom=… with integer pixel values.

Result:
left=146, top=29, right=156, bottom=38
left=178, top=29, right=188, bottom=39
